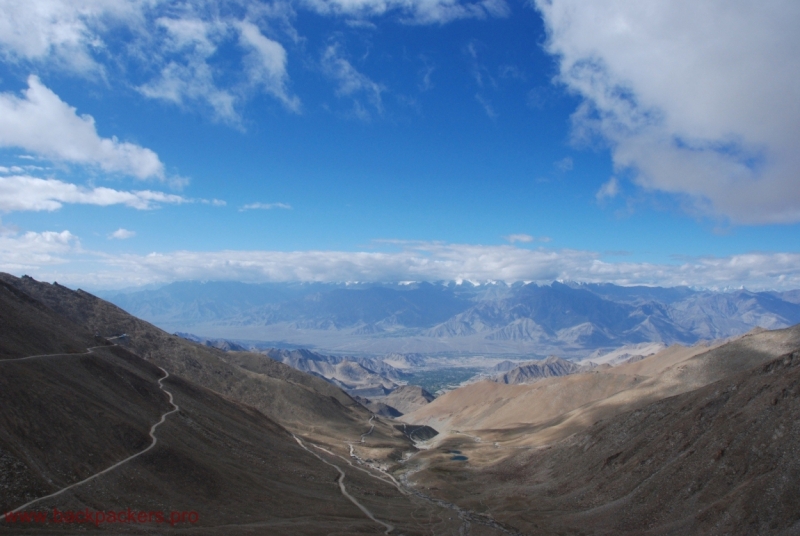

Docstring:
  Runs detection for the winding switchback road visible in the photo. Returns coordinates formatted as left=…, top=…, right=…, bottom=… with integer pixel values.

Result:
left=291, top=433, right=395, bottom=534
left=346, top=416, right=522, bottom=536
left=1, top=344, right=179, bottom=522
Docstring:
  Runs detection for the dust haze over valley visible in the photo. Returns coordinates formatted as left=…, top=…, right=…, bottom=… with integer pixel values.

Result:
left=3, top=0, right=800, bottom=534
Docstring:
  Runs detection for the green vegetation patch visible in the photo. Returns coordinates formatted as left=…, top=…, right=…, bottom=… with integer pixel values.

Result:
left=404, top=367, right=484, bottom=396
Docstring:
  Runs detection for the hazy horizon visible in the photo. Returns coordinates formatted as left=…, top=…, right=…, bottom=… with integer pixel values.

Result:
left=1, top=1, right=798, bottom=291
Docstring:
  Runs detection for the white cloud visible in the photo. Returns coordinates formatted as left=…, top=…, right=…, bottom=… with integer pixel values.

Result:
left=0, top=175, right=187, bottom=212
left=303, top=0, right=509, bottom=24
left=0, top=229, right=78, bottom=271
left=322, top=43, right=384, bottom=119
left=0, top=76, right=165, bottom=179
left=554, top=157, right=573, bottom=172
left=0, top=3, right=301, bottom=121
left=237, top=20, right=300, bottom=112
left=138, top=16, right=303, bottom=122
left=535, top=0, right=800, bottom=224
left=0, top=0, right=146, bottom=72
left=138, top=17, right=239, bottom=123
left=109, top=228, right=135, bottom=240
left=596, top=177, right=619, bottom=202
left=474, top=93, right=497, bottom=119
left=505, top=234, right=533, bottom=243
left=7, top=241, right=799, bottom=291
left=504, top=234, right=552, bottom=244
left=240, top=202, right=292, bottom=211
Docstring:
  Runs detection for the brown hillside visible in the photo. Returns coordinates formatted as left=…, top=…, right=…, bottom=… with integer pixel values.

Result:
left=407, top=347, right=800, bottom=535
left=0, top=273, right=406, bottom=447
left=0, top=274, right=473, bottom=534
left=405, top=327, right=800, bottom=443
left=0, top=279, right=102, bottom=359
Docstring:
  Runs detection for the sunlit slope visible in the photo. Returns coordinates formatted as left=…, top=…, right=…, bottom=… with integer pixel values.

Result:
left=223, top=350, right=407, bottom=445
left=408, top=345, right=800, bottom=535
left=405, top=325, right=800, bottom=444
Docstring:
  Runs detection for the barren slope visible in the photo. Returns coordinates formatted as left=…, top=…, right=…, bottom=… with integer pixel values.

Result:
left=0, top=279, right=102, bottom=359
left=405, top=347, right=800, bottom=535
left=0, top=274, right=399, bottom=446
left=405, top=327, right=800, bottom=441
left=380, top=385, right=435, bottom=415
left=0, top=275, right=480, bottom=535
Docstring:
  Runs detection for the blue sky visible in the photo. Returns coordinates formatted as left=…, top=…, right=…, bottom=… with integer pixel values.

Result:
left=0, top=0, right=799, bottom=290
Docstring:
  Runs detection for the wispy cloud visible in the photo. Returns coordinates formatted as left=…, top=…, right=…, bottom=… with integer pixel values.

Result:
left=109, top=228, right=136, bottom=240
left=0, top=76, right=165, bottom=179
left=0, top=176, right=188, bottom=212
left=596, top=177, right=619, bottom=202
left=0, top=3, right=301, bottom=124
left=303, top=0, right=509, bottom=24
left=535, top=0, right=800, bottom=224
left=554, top=157, right=573, bottom=172
left=137, top=17, right=238, bottom=124
left=475, top=93, right=497, bottom=119
left=505, top=234, right=534, bottom=243
left=322, top=43, right=385, bottom=120
left=504, top=234, right=551, bottom=244
left=237, top=20, right=300, bottom=112
left=239, top=202, right=292, bottom=211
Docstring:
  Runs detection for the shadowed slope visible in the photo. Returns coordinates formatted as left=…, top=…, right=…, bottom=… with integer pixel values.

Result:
left=0, top=275, right=474, bottom=534
left=0, top=279, right=102, bottom=359
left=0, top=273, right=397, bottom=446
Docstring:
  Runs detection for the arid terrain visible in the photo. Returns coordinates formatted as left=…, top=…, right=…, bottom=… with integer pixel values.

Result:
left=0, top=274, right=481, bottom=534
left=400, top=327, right=800, bottom=534
left=2, top=273, right=799, bottom=534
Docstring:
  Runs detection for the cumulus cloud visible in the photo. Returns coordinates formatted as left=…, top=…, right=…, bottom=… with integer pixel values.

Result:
left=535, top=0, right=800, bottom=224
left=0, top=76, right=165, bottom=179
left=240, top=202, right=292, bottom=211
left=0, top=229, right=79, bottom=272
left=109, top=228, right=135, bottom=240
left=0, top=2, right=301, bottom=121
left=303, top=0, right=509, bottom=24
left=0, top=175, right=188, bottom=212
left=0, top=0, right=146, bottom=72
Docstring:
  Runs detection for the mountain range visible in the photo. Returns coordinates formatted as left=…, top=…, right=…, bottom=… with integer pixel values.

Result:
left=3, top=272, right=800, bottom=534
left=103, top=280, right=800, bottom=356
left=0, top=273, right=464, bottom=534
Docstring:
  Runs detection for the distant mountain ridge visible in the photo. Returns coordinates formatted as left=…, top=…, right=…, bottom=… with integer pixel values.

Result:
left=258, top=347, right=406, bottom=395
left=103, top=280, right=800, bottom=354
left=493, top=356, right=580, bottom=384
